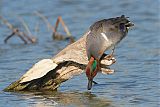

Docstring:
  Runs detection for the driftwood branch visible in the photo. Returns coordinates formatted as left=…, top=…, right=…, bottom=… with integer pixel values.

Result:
left=34, top=11, right=74, bottom=43
left=53, top=16, right=74, bottom=43
left=0, top=16, right=27, bottom=44
left=34, top=11, right=55, bottom=32
left=4, top=32, right=116, bottom=92
left=17, top=16, right=37, bottom=43
left=54, top=16, right=71, bottom=36
left=0, top=16, right=36, bottom=44
left=4, top=28, right=28, bottom=44
left=0, top=16, right=14, bottom=29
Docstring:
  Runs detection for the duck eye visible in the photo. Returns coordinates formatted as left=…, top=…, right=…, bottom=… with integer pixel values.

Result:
left=119, top=23, right=125, bottom=32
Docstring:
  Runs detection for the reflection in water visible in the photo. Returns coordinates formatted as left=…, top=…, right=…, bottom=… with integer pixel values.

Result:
left=16, top=91, right=112, bottom=107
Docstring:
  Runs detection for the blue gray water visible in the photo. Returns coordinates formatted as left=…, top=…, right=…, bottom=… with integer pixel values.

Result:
left=0, top=0, right=159, bottom=107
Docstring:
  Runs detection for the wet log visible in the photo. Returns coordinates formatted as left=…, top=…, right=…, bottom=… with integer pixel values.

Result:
left=4, top=32, right=116, bottom=91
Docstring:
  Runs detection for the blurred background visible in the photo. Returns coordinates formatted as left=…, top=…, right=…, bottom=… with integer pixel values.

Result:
left=0, top=0, right=159, bottom=107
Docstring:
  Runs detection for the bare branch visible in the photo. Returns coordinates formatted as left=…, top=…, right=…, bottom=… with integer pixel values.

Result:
left=57, top=16, right=71, bottom=37
left=34, top=11, right=55, bottom=32
left=0, top=16, right=31, bottom=44
left=53, top=16, right=74, bottom=42
left=0, top=16, right=14, bottom=30
left=4, top=32, right=15, bottom=43
left=34, top=21, right=40, bottom=35
left=14, top=28, right=28, bottom=44
left=17, top=16, right=37, bottom=43
left=17, top=16, right=32, bottom=36
left=34, top=12, right=74, bottom=42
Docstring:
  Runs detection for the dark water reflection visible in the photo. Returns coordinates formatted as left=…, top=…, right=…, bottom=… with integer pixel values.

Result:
left=0, top=0, right=159, bottom=107
left=1, top=91, right=111, bottom=107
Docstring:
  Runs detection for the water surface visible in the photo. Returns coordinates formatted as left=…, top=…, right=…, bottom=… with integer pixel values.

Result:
left=0, top=0, right=159, bottom=107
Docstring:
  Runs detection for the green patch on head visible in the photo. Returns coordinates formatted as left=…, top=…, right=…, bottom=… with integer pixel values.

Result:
left=91, top=60, right=97, bottom=73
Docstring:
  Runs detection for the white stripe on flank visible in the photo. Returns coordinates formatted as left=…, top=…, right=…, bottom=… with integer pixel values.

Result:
left=101, top=32, right=109, bottom=42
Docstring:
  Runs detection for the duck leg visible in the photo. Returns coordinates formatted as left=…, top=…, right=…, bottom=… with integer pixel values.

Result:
left=105, top=46, right=115, bottom=60
left=111, top=46, right=115, bottom=56
left=93, top=81, right=98, bottom=84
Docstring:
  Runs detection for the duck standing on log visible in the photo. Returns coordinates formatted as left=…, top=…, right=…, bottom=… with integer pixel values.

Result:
left=86, top=15, right=134, bottom=90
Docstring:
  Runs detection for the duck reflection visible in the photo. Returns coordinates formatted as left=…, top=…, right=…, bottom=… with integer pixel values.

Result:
left=17, top=91, right=112, bottom=107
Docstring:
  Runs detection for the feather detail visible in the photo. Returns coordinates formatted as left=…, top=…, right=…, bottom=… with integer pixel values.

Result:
left=91, top=60, right=97, bottom=73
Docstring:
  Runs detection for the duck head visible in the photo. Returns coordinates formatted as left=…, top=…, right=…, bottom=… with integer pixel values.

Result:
left=85, top=56, right=99, bottom=90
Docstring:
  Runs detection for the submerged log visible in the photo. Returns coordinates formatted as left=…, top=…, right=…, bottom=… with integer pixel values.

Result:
left=4, top=31, right=116, bottom=91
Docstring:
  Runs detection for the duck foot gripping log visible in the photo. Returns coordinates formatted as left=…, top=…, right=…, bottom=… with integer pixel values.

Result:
left=4, top=32, right=116, bottom=91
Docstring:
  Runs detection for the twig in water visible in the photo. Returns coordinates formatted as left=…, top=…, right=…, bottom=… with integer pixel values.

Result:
left=0, top=16, right=35, bottom=44
left=34, top=11, right=55, bottom=32
left=53, top=16, right=75, bottom=43
left=34, top=11, right=74, bottom=43
left=4, top=28, right=28, bottom=44
left=17, top=16, right=37, bottom=43
left=54, top=16, right=71, bottom=36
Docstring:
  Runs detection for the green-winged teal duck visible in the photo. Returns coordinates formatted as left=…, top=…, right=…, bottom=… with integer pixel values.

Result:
left=86, top=15, right=134, bottom=90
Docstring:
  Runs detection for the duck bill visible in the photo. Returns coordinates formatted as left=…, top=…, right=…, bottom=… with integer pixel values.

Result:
left=87, top=79, right=93, bottom=90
